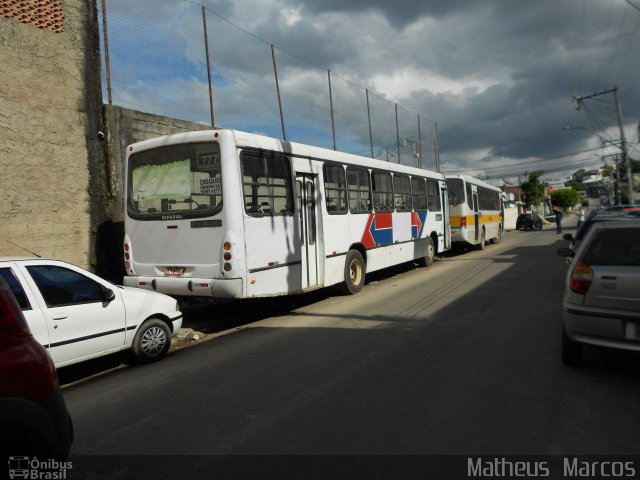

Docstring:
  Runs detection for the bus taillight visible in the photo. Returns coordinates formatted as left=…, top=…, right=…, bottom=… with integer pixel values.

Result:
left=460, top=217, right=467, bottom=228
left=123, top=242, right=134, bottom=273
left=222, top=242, right=232, bottom=272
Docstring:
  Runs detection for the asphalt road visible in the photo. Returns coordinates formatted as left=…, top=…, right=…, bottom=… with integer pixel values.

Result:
left=61, top=220, right=640, bottom=475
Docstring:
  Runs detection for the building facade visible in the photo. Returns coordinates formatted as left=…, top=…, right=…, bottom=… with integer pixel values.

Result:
left=0, top=0, right=104, bottom=267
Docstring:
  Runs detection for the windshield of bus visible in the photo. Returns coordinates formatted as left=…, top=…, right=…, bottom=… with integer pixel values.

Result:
left=445, top=178, right=465, bottom=206
left=128, top=142, right=223, bottom=219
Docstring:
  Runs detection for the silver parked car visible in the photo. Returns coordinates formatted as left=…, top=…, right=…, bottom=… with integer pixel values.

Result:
left=557, top=221, right=640, bottom=365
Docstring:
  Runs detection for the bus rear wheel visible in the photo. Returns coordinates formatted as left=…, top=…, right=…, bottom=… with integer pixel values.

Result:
left=476, top=229, right=486, bottom=250
left=417, top=237, right=435, bottom=267
left=341, top=249, right=365, bottom=295
left=490, top=228, right=502, bottom=244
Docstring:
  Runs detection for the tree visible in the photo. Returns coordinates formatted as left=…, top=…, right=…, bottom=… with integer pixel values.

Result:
left=550, top=188, right=580, bottom=209
left=520, top=171, right=545, bottom=208
left=565, top=177, right=583, bottom=192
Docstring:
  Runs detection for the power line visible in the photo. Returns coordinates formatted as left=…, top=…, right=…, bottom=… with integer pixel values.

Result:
left=442, top=145, right=605, bottom=175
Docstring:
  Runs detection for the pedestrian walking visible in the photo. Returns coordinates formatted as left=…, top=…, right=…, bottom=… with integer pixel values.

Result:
left=577, top=206, right=585, bottom=229
left=553, top=206, right=563, bottom=233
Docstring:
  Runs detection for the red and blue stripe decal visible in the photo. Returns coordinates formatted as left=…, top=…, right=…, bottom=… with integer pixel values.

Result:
left=361, top=211, right=428, bottom=249
left=412, top=211, right=428, bottom=239
left=361, top=212, right=393, bottom=248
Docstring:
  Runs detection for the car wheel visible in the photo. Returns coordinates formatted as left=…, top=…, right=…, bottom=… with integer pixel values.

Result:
left=561, top=327, right=583, bottom=366
left=476, top=229, right=485, bottom=250
left=131, top=318, right=171, bottom=363
left=340, top=249, right=365, bottom=295
left=416, top=237, right=436, bottom=267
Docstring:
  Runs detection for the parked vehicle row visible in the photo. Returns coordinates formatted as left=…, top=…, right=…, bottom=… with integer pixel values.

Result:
left=0, top=257, right=187, bottom=458
left=557, top=211, right=640, bottom=366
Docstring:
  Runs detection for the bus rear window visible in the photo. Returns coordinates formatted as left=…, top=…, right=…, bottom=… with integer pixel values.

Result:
left=128, top=142, right=223, bottom=219
left=445, top=178, right=465, bottom=206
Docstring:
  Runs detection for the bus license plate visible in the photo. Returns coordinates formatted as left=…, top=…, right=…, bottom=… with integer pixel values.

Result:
left=165, top=266, right=185, bottom=277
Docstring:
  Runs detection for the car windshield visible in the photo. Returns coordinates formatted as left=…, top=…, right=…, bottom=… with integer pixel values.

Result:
left=583, top=228, right=640, bottom=266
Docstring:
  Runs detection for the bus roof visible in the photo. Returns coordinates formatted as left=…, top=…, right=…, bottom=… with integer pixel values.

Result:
left=127, top=128, right=445, bottom=180
left=444, top=174, right=502, bottom=192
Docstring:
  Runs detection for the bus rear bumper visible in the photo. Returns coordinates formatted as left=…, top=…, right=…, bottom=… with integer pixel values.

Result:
left=123, top=275, right=243, bottom=298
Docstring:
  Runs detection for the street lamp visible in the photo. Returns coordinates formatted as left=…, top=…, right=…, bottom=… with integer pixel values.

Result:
left=563, top=125, right=623, bottom=204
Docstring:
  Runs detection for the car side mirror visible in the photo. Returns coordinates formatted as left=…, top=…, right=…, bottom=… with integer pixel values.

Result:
left=101, top=286, right=116, bottom=302
left=562, top=233, right=573, bottom=241
left=556, top=247, right=574, bottom=258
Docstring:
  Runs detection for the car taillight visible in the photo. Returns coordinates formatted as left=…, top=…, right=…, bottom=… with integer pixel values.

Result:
left=0, top=284, right=30, bottom=339
left=569, top=260, right=593, bottom=295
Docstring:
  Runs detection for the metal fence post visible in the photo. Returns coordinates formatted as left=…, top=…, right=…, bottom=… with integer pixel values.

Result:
left=101, top=0, right=112, bottom=105
left=395, top=104, right=400, bottom=163
left=434, top=121, right=441, bottom=172
left=417, top=114, right=422, bottom=169
left=366, top=89, right=374, bottom=158
left=271, top=45, right=287, bottom=141
left=327, top=70, right=336, bottom=150
left=202, top=6, right=215, bottom=128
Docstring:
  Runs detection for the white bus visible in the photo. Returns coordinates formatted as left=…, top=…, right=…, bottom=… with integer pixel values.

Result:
left=122, top=129, right=450, bottom=298
left=444, top=174, right=503, bottom=249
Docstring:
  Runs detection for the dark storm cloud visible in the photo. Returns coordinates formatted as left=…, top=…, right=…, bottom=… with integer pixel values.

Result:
left=230, top=0, right=640, bottom=174
left=296, top=0, right=474, bottom=28
left=108, top=0, right=640, bottom=176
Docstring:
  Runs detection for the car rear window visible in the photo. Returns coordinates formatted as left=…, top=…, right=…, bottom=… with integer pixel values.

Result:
left=583, top=228, right=640, bottom=266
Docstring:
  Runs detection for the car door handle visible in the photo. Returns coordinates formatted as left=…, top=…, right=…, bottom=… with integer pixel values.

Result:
left=52, top=314, right=68, bottom=321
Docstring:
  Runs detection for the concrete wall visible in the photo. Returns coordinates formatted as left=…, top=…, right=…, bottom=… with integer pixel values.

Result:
left=96, top=106, right=210, bottom=282
left=102, top=105, right=210, bottom=223
left=0, top=2, right=210, bottom=279
left=0, top=0, right=103, bottom=267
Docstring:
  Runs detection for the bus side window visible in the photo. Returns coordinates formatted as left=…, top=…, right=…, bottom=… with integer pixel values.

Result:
left=427, top=179, right=441, bottom=211
left=323, top=164, right=347, bottom=214
left=241, top=151, right=294, bottom=217
left=346, top=167, right=371, bottom=214
left=372, top=171, right=393, bottom=212
left=393, top=174, right=411, bottom=212
left=411, top=177, right=427, bottom=210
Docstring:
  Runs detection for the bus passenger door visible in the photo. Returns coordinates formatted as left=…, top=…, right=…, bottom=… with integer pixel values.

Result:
left=472, top=192, right=480, bottom=241
left=296, top=174, right=319, bottom=290
left=441, top=183, right=451, bottom=250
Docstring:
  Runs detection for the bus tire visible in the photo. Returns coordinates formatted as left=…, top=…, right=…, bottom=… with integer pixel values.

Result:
left=490, top=228, right=502, bottom=244
left=417, top=237, right=435, bottom=267
left=131, top=318, right=171, bottom=363
left=341, top=249, right=365, bottom=295
left=476, top=229, right=485, bottom=250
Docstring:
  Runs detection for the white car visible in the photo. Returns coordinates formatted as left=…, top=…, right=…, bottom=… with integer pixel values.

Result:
left=0, top=257, right=182, bottom=368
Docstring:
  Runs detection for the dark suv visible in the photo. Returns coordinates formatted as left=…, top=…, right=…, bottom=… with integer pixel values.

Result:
left=0, top=276, right=73, bottom=459
left=516, top=212, right=543, bottom=230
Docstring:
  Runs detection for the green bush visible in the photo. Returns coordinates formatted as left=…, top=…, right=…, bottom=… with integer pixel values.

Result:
left=550, top=189, right=581, bottom=209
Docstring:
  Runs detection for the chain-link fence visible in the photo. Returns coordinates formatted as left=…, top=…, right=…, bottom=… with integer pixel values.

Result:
left=98, top=0, right=438, bottom=170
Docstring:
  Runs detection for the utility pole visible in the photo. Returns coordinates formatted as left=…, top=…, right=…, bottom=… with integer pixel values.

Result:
left=573, top=86, right=634, bottom=203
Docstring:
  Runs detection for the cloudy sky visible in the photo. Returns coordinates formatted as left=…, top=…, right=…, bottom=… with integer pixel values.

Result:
left=102, top=0, right=640, bottom=183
